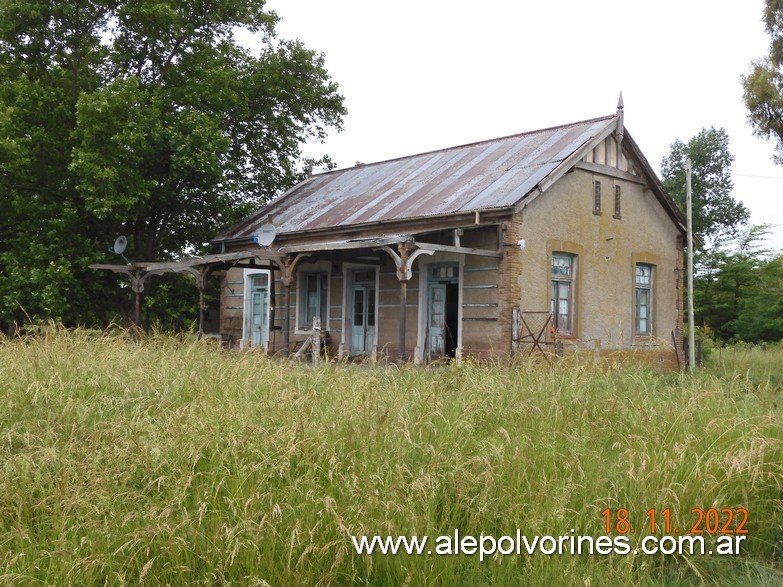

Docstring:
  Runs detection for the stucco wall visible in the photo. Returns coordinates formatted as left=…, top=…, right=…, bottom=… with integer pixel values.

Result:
left=514, top=167, right=683, bottom=352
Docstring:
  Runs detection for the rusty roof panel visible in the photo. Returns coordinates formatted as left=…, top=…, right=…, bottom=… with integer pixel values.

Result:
left=215, top=115, right=617, bottom=241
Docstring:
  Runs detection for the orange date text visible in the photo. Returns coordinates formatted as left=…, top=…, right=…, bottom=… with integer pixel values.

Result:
left=601, top=507, right=748, bottom=535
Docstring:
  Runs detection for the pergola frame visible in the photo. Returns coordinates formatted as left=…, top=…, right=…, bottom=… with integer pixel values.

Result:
left=90, top=250, right=283, bottom=336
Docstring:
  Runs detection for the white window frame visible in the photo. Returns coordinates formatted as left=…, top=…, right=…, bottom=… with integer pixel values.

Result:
left=635, top=264, right=654, bottom=337
left=416, top=253, right=464, bottom=364
left=241, top=269, right=271, bottom=351
left=551, top=253, right=576, bottom=336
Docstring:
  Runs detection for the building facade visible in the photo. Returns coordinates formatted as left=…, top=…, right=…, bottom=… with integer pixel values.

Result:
left=212, top=108, right=685, bottom=366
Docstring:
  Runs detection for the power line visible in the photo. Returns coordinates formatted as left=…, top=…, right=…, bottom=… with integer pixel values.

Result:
left=733, top=172, right=783, bottom=179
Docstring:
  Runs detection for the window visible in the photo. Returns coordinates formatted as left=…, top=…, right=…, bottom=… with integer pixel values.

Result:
left=298, top=271, right=328, bottom=330
left=635, top=264, right=653, bottom=336
left=593, top=180, right=601, bottom=214
left=251, top=274, right=267, bottom=289
left=431, top=265, right=457, bottom=279
left=551, top=253, right=575, bottom=334
left=613, top=185, right=621, bottom=218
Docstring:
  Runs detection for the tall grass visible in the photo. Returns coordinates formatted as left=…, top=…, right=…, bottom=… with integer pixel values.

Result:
left=1, top=329, right=782, bottom=585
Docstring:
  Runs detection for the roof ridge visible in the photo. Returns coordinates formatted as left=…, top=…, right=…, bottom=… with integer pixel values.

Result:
left=316, top=113, right=618, bottom=176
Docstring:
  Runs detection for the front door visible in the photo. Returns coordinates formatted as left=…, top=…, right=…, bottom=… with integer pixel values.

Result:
left=427, top=264, right=459, bottom=360
left=350, top=270, right=376, bottom=355
left=428, top=283, right=447, bottom=357
left=249, top=274, right=269, bottom=347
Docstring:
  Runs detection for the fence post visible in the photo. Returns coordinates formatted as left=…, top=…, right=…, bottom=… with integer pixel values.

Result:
left=312, top=316, right=321, bottom=366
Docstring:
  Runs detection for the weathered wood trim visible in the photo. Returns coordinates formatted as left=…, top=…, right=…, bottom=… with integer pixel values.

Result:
left=277, top=235, right=412, bottom=254
left=414, top=242, right=503, bottom=258
left=574, top=161, right=646, bottom=184
left=463, top=266, right=498, bottom=272
left=217, top=212, right=513, bottom=248
left=536, top=119, right=617, bottom=194
left=140, top=250, right=279, bottom=271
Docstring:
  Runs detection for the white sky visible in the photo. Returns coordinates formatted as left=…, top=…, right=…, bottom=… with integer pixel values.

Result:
left=252, top=0, right=783, bottom=252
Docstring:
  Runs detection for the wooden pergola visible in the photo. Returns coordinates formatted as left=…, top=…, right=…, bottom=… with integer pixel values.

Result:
left=90, top=250, right=283, bottom=337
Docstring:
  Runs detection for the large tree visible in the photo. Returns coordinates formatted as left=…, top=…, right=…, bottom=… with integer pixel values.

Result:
left=744, top=0, right=783, bottom=163
left=660, top=127, right=750, bottom=247
left=0, top=0, right=345, bottom=327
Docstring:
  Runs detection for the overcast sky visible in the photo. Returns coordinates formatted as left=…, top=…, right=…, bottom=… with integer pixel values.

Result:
left=251, top=0, right=783, bottom=252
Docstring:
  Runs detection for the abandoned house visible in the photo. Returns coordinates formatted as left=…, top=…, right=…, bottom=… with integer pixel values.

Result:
left=209, top=103, right=686, bottom=365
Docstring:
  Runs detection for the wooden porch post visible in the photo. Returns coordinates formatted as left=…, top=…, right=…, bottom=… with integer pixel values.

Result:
left=279, top=253, right=310, bottom=358
left=127, top=270, right=152, bottom=332
left=184, top=265, right=214, bottom=339
left=376, top=240, right=433, bottom=363
left=283, top=279, right=292, bottom=356
left=399, top=280, right=408, bottom=361
left=134, top=288, right=142, bottom=329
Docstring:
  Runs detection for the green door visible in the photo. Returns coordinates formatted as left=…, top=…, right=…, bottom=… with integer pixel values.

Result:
left=350, top=284, right=376, bottom=355
left=249, top=275, right=269, bottom=347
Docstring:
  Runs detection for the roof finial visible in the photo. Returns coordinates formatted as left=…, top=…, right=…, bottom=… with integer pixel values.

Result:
left=616, top=91, right=625, bottom=145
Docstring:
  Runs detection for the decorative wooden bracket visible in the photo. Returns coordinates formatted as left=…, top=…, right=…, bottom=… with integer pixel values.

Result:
left=279, top=252, right=311, bottom=286
left=375, top=241, right=434, bottom=282
left=373, top=240, right=435, bottom=362
left=278, top=252, right=311, bottom=357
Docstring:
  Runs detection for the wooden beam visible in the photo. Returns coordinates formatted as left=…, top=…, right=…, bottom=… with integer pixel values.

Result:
left=139, top=250, right=280, bottom=272
left=90, top=250, right=281, bottom=274
left=574, top=161, right=646, bottom=185
left=414, top=242, right=503, bottom=258
left=89, top=263, right=133, bottom=272
left=277, top=235, right=413, bottom=254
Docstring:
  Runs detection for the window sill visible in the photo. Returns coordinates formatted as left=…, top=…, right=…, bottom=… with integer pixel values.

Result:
left=613, top=214, right=622, bottom=220
left=592, top=210, right=602, bottom=216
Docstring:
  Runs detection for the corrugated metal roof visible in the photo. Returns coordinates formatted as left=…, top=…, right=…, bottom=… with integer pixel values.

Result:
left=215, top=114, right=617, bottom=241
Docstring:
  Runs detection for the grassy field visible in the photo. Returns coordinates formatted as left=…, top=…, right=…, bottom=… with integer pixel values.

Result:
left=1, top=330, right=782, bottom=586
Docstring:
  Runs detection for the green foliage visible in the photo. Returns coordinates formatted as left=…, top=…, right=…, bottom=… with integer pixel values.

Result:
left=660, top=127, right=750, bottom=246
left=0, top=0, right=346, bottom=327
left=660, top=124, right=781, bottom=344
left=744, top=0, right=783, bottom=164
left=694, top=226, right=783, bottom=343
left=2, top=331, right=783, bottom=585
left=729, top=254, right=783, bottom=343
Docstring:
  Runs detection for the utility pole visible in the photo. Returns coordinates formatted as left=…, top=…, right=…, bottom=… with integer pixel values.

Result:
left=686, top=158, right=695, bottom=370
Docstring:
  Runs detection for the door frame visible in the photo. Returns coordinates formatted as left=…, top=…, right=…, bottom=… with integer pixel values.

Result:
left=242, top=269, right=271, bottom=351
left=341, top=263, right=380, bottom=357
left=416, top=254, right=464, bottom=363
